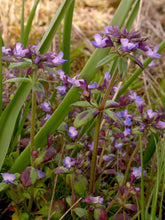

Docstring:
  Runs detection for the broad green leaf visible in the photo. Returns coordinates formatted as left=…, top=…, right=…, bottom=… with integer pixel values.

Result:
left=38, top=0, right=74, bottom=54
left=0, top=82, right=32, bottom=171
left=71, top=101, right=93, bottom=108
left=4, top=77, right=31, bottom=84
left=96, top=53, right=118, bottom=68
left=104, top=109, right=124, bottom=126
left=9, top=61, right=32, bottom=69
left=11, top=0, right=139, bottom=173
left=74, top=208, right=88, bottom=219
left=73, top=174, right=88, bottom=197
left=23, top=0, right=40, bottom=47
left=74, top=109, right=98, bottom=128
left=30, top=167, right=38, bottom=184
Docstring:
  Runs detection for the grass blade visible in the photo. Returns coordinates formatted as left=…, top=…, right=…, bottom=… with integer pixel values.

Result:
left=38, top=0, right=74, bottom=54
left=23, top=0, right=40, bottom=47
left=11, top=0, right=139, bottom=173
left=0, top=82, right=32, bottom=171
left=62, top=0, right=75, bottom=75
left=21, top=0, right=25, bottom=44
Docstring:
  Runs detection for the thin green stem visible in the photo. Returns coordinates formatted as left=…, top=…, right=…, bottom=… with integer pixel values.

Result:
left=89, top=112, right=103, bottom=194
left=30, top=71, right=37, bottom=166
left=140, top=136, right=145, bottom=220
left=100, top=70, right=118, bottom=110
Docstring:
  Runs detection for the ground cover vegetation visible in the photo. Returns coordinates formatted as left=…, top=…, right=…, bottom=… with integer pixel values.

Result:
left=0, top=0, right=165, bottom=219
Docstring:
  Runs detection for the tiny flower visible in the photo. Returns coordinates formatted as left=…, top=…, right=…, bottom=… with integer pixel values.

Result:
left=120, top=38, right=138, bottom=52
left=13, top=42, right=29, bottom=57
left=131, top=166, right=146, bottom=179
left=56, top=85, right=67, bottom=95
left=88, top=82, right=98, bottom=89
left=148, top=61, right=156, bottom=67
left=83, top=196, right=104, bottom=204
left=40, top=102, right=51, bottom=112
left=63, top=156, right=75, bottom=169
left=145, top=45, right=162, bottom=59
left=68, top=126, right=78, bottom=138
left=44, top=113, right=51, bottom=121
left=129, top=91, right=144, bottom=107
left=91, top=34, right=113, bottom=48
left=154, top=120, right=165, bottom=129
left=2, top=173, right=16, bottom=184
left=5, top=72, right=15, bottom=78
left=147, top=109, right=156, bottom=119
left=115, top=142, right=123, bottom=149
left=68, top=77, right=85, bottom=88
left=2, top=46, right=12, bottom=55
left=123, top=128, right=131, bottom=136
left=58, top=69, right=67, bottom=83
left=52, top=51, right=66, bottom=66
left=36, top=169, right=46, bottom=179
left=125, top=117, right=132, bottom=126
left=104, top=25, right=121, bottom=40
left=103, top=154, right=114, bottom=161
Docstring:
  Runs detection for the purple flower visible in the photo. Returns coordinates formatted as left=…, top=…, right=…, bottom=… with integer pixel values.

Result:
left=63, top=156, right=75, bottom=169
left=129, top=91, right=144, bottom=107
left=104, top=25, right=121, bottom=40
left=147, top=109, right=156, bottom=119
left=44, top=114, right=51, bottom=121
left=145, top=45, right=162, bottom=59
left=56, top=85, right=67, bottom=95
left=13, top=42, right=29, bottom=57
left=36, top=169, right=46, bottom=179
left=83, top=196, right=104, bottom=204
left=88, top=82, right=98, bottom=89
left=154, top=120, right=165, bottom=129
left=52, top=51, right=66, bottom=66
left=68, top=126, right=78, bottom=138
left=57, top=69, right=68, bottom=84
left=91, top=34, right=113, bottom=48
left=148, top=61, right=156, bottom=67
left=103, top=154, right=114, bottom=161
left=115, top=142, right=123, bottom=149
left=131, top=167, right=146, bottom=179
left=125, top=117, right=132, bottom=126
left=2, top=173, right=16, bottom=184
left=2, top=46, right=12, bottom=55
left=123, top=128, right=131, bottom=137
left=68, top=77, right=85, bottom=88
left=120, top=38, right=138, bottom=52
left=40, top=102, right=51, bottom=112
left=5, top=72, right=15, bottom=78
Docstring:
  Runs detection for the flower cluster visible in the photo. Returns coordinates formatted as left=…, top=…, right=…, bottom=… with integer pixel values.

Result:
left=2, top=42, right=66, bottom=75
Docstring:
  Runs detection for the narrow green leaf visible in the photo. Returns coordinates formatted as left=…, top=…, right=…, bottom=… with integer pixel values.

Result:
left=117, top=57, right=128, bottom=78
left=71, top=101, right=92, bottom=108
left=38, top=0, right=74, bottom=54
left=9, top=61, right=32, bottom=69
left=62, top=0, right=75, bottom=74
left=73, top=174, right=88, bottom=197
left=4, top=77, right=31, bottom=84
left=23, top=0, right=40, bottom=47
left=21, top=0, right=25, bottom=43
left=74, top=109, right=98, bottom=128
left=11, top=0, right=139, bottom=173
left=0, top=28, right=2, bottom=115
left=104, top=109, right=124, bottom=126
left=0, top=82, right=32, bottom=171
left=96, top=53, right=118, bottom=68
left=143, top=133, right=159, bottom=168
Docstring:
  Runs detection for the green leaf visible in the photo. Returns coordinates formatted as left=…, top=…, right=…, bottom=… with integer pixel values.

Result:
left=96, top=53, right=118, bottom=68
left=74, top=207, right=88, bottom=219
left=38, top=0, right=74, bottom=54
left=74, top=109, right=98, bottom=128
left=9, top=61, right=32, bottom=69
left=71, top=101, right=93, bottom=108
left=0, top=182, right=8, bottom=192
left=0, top=82, right=32, bottom=171
left=117, top=57, right=128, bottom=79
left=4, top=77, right=31, bottom=84
left=104, top=109, right=124, bottom=126
left=143, top=133, right=159, bottom=168
left=73, top=174, right=88, bottom=197
left=30, top=167, right=38, bottom=184
left=23, top=0, right=40, bottom=47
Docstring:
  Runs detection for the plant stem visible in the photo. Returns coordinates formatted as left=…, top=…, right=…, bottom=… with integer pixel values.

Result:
left=139, top=136, right=145, bottom=220
left=30, top=71, right=37, bottom=166
left=48, top=134, right=65, bottom=220
left=89, top=112, right=103, bottom=194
